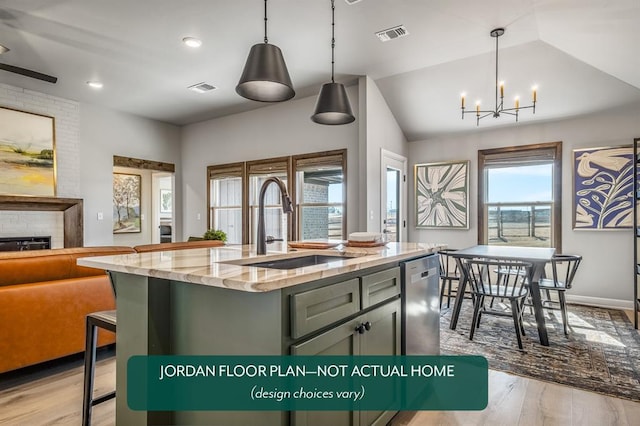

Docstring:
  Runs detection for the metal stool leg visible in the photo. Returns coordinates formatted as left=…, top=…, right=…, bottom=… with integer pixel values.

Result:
left=82, top=313, right=116, bottom=426
left=82, top=317, right=98, bottom=426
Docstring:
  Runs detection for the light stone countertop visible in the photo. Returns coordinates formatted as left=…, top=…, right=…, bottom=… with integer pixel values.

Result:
left=77, top=242, right=446, bottom=292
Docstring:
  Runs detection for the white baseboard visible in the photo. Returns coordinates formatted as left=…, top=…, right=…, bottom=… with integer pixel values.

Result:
left=566, top=294, right=634, bottom=310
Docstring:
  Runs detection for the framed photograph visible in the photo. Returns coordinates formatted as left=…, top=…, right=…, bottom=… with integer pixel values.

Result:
left=0, top=106, right=56, bottom=196
left=415, top=160, right=469, bottom=229
left=573, top=146, right=634, bottom=230
left=160, top=189, right=172, bottom=214
left=113, top=173, right=141, bottom=233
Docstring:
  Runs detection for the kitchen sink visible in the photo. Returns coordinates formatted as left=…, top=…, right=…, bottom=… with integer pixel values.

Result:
left=221, top=253, right=361, bottom=270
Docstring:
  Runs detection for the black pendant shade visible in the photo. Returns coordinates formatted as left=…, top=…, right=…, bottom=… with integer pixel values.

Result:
left=236, top=43, right=295, bottom=102
left=311, top=0, right=355, bottom=125
left=311, top=82, right=355, bottom=125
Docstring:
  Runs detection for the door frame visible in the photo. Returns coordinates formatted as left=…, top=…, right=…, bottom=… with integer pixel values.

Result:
left=380, top=149, right=407, bottom=242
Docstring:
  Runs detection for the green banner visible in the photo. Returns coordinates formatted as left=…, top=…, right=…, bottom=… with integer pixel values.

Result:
left=127, top=355, right=487, bottom=411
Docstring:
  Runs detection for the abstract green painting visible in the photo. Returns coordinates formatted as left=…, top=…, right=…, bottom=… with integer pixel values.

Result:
left=415, top=160, right=469, bottom=229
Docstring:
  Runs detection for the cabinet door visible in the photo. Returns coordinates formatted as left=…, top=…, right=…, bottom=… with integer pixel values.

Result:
left=359, top=299, right=401, bottom=426
left=290, top=318, right=360, bottom=426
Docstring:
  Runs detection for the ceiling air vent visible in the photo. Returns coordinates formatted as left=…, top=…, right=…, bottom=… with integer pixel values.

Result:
left=375, top=25, right=409, bottom=42
left=344, top=0, right=363, bottom=4
left=188, top=82, right=216, bottom=93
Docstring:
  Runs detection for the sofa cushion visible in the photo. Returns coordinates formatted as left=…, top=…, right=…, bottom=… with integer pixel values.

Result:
left=0, top=246, right=135, bottom=287
left=0, top=275, right=116, bottom=373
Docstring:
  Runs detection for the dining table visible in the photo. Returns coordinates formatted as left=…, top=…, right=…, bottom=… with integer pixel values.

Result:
left=448, top=245, right=556, bottom=346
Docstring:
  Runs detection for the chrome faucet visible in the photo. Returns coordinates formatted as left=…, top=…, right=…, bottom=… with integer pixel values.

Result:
left=257, top=177, right=293, bottom=255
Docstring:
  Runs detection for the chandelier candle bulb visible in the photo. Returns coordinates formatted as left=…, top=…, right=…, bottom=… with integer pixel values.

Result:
left=461, top=95, right=465, bottom=109
left=533, top=87, right=537, bottom=102
left=515, top=97, right=519, bottom=109
left=500, top=82, right=504, bottom=98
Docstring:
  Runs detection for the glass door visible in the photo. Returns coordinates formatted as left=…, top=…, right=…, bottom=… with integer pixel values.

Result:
left=381, top=150, right=407, bottom=242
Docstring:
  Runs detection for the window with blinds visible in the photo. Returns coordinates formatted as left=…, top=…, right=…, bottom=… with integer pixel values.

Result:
left=206, top=149, right=346, bottom=245
left=478, top=142, right=562, bottom=251
left=247, top=157, right=291, bottom=245
left=292, top=150, right=347, bottom=240
left=208, top=162, right=245, bottom=244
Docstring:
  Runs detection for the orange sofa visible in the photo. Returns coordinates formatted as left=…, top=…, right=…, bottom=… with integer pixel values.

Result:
left=0, top=246, right=136, bottom=373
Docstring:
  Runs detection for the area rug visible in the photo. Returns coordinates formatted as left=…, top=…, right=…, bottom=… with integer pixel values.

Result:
left=440, top=303, right=640, bottom=402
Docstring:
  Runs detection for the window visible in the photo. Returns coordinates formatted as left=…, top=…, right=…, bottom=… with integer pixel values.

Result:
left=207, top=150, right=347, bottom=244
left=478, top=142, right=562, bottom=251
left=247, top=157, right=291, bottom=245
left=292, top=151, right=347, bottom=240
left=208, top=162, right=245, bottom=244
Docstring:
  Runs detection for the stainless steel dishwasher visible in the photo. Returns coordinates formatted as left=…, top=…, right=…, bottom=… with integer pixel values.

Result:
left=400, top=254, right=440, bottom=355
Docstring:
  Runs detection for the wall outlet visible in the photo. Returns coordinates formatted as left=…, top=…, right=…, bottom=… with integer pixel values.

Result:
left=97, top=212, right=103, bottom=220
left=141, top=214, right=145, bottom=221
left=197, top=213, right=201, bottom=220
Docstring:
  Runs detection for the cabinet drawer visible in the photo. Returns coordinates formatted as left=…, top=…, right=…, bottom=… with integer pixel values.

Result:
left=291, top=278, right=360, bottom=339
left=360, top=267, right=400, bottom=309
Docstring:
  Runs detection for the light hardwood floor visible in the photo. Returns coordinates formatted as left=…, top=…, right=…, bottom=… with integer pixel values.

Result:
left=1, top=312, right=638, bottom=426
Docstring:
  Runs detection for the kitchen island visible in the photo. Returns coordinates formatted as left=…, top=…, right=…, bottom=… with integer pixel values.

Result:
left=78, top=242, right=443, bottom=426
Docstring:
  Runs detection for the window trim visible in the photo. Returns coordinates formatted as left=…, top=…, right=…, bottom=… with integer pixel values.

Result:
left=477, top=141, right=562, bottom=252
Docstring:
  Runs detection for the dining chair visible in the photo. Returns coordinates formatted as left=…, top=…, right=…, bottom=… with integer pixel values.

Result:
left=462, top=258, right=532, bottom=350
left=537, top=254, right=582, bottom=335
left=438, top=249, right=461, bottom=309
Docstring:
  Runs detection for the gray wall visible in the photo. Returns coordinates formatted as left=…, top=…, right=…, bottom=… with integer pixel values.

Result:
left=79, top=103, right=181, bottom=246
left=408, top=102, right=640, bottom=308
left=359, top=76, right=409, bottom=234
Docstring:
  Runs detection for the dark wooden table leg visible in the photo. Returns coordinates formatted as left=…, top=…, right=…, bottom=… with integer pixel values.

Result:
left=529, top=262, right=549, bottom=346
left=449, top=257, right=468, bottom=330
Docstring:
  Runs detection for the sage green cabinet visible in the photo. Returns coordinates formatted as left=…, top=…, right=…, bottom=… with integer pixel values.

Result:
left=290, top=299, right=401, bottom=426
left=115, top=261, right=409, bottom=426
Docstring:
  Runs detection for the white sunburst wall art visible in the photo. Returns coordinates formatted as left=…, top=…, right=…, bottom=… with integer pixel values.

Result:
left=573, top=145, right=634, bottom=230
left=415, top=160, right=470, bottom=229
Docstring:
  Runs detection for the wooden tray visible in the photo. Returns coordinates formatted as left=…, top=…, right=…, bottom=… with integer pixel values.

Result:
left=344, top=240, right=387, bottom=248
left=288, top=241, right=341, bottom=249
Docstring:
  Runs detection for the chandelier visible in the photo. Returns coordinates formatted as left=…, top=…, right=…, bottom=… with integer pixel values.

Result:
left=461, top=28, right=537, bottom=126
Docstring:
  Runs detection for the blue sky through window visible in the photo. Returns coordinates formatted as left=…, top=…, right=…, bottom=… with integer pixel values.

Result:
left=487, top=164, right=553, bottom=203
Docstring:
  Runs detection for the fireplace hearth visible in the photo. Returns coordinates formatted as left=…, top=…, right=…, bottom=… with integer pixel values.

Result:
left=0, top=236, right=51, bottom=252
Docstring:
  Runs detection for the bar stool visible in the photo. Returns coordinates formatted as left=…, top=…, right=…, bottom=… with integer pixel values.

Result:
left=82, top=273, right=117, bottom=426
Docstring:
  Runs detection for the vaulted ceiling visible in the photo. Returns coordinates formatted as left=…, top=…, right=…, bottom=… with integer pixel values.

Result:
left=1, top=0, right=639, bottom=140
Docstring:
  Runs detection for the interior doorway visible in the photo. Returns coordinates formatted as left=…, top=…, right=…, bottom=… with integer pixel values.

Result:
left=381, top=149, right=407, bottom=242
left=112, top=156, right=175, bottom=245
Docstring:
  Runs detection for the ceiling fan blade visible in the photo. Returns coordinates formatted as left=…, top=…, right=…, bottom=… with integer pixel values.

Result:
left=0, top=63, right=57, bottom=84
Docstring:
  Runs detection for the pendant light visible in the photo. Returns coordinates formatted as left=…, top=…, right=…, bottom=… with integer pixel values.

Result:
left=236, top=0, right=295, bottom=102
left=311, top=0, right=355, bottom=125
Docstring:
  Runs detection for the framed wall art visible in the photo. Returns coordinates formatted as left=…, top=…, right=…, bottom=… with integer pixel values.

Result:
left=113, top=173, right=141, bottom=233
left=573, top=145, right=634, bottom=230
left=0, top=106, right=56, bottom=196
left=415, top=160, right=469, bottom=229
left=160, top=189, right=172, bottom=214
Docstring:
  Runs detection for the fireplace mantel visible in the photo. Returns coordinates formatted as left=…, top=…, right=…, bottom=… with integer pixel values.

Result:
left=0, top=196, right=83, bottom=247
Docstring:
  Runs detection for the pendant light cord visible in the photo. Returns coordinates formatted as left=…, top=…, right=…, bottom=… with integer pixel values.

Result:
left=494, top=32, right=499, bottom=110
left=331, top=0, right=335, bottom=83
left=264, top=0, right=268, bottom=44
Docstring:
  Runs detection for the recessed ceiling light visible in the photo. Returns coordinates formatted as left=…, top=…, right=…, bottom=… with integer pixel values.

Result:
left=86, top=81, right=103, bottom=89
left=182, top=37, right=202, bottom=48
